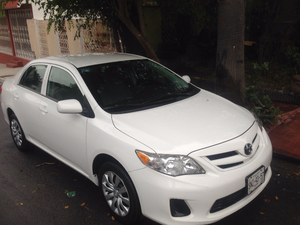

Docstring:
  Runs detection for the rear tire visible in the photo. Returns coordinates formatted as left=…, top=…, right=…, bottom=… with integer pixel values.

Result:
left=98, top=162, right=142, bottom=225
left=9, top=114, right=29, bottom=151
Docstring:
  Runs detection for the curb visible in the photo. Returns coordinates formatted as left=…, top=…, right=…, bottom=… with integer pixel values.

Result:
left=0, top=75, right=15, bottom=85
left=261, top=89, right=300, bottom=105
left=265, top=107, right=300, bottom=134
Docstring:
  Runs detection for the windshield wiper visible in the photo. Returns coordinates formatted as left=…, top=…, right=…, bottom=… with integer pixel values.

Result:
left=103, top=102, right=141, bottom=110
left=102, top=90, right=198, bottom=112
left=141, top=91, right=196, bottom=105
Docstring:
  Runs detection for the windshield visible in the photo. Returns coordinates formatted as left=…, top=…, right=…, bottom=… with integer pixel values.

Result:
left=78, top=59, right=200, bottom=113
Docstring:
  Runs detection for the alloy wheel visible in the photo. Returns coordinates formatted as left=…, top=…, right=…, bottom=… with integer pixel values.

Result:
left=11, top=119, right=23, bottom=147
left=102, top=171, right=130, bottom=217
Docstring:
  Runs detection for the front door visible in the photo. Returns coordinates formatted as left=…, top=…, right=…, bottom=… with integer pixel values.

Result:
left=37, top=65, right=88, bottom=174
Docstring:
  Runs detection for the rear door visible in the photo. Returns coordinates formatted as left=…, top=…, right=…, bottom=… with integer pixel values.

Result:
left=13, top=64, right=48, bottom=141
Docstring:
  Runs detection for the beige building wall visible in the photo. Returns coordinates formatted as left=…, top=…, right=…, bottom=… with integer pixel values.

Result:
left=67, top=20, right=84, bottom=54
left=27, top=19, right=59, bottom=58
left=46, top=23, right=60, bottom=56
left=26, top=18, right=115, bottom=59
left=27, top=19, right=82, bottom=58
left=26, top=19, right=40, bottom=59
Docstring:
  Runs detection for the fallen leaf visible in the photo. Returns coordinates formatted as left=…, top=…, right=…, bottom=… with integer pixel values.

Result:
left=107, top=213, right=110, bottom=216
left=111, top=216, right=115, bottom=221
left=293, top=173, right=299, bottom=177
left=80, top=202, right=86, bottom=207
left=65, top=206, right=69, bottom=209
left=16, top=203, right=23, bottom=206
left=35, top=162, right=55, bottom=168
left=264, top=199, right=271, bottom=202
left=260, top=212, right=265, bottom=215
left=275, top=196, right=279, bottom=200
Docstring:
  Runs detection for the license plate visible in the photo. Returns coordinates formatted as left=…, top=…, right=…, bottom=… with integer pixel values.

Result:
left=246, top=166, right=265, bottom=195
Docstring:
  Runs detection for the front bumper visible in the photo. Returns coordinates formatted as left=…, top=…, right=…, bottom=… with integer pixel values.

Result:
left=129, top=127, right=272, bottom=225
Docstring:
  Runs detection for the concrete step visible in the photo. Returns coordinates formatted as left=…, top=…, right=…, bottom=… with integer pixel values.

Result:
left=6, top=63, right=19, bottom=68
left=6, top=59, right=23, bottom=68
left=12, top=59, right=23, bottom=67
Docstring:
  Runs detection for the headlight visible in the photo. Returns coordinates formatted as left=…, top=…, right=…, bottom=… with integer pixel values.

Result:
left=136, top=150, right=206, bottom=176
left=252, top=112, right=263, bottom=131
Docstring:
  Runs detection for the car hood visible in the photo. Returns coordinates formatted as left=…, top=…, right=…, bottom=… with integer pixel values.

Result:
left=112, top=90, right=255, bottom=155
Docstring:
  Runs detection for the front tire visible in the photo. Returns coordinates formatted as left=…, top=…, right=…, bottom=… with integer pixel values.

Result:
left=98, top=162, right=142, bottom=225
left=9, top=114, right=29, bottom=151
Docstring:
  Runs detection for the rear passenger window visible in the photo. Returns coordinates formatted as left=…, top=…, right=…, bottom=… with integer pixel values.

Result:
left=19, top=65, right=47, bottom=92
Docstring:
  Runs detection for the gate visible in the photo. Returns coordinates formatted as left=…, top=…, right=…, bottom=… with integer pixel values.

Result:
left=8, top=8, right=35, bottom=60
left=0, top=16, right=13, bottom=55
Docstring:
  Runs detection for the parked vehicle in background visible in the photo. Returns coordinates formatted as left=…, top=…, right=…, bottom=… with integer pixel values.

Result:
left=0, top=53, right=272, bottom=225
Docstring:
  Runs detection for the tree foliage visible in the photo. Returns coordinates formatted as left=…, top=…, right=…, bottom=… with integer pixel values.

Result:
left=1, top=0, right=216, bottom=63
left=17, top=0, right=159, bottom=61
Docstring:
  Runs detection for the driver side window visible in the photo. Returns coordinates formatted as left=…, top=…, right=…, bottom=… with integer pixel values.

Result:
left=46, top=67, right=83, bottom=103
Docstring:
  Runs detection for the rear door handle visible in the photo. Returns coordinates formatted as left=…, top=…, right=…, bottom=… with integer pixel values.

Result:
left=13, top=93, right=19, bottom=100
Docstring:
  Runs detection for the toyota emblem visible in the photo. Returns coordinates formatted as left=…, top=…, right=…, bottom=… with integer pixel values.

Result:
left=244, top=143, right=253, bottom=155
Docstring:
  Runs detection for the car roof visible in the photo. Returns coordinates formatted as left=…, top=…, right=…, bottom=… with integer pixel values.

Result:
left=33, top=53, right=147, bottom=68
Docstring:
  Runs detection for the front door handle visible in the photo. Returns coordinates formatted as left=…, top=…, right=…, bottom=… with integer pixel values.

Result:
left=39, top=105, right=48, bottom=114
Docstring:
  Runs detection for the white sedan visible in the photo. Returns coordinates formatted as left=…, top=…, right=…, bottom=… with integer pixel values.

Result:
left=1, top=53, right=272, bottom=225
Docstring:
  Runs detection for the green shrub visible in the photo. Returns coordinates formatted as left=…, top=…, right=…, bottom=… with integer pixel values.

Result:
left=285, top=46, right=300, bottom=75
left=245, top=85, right=281, bottom=124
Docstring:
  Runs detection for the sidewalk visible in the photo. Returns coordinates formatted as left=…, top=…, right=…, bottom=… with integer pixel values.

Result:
left=0, top=63, right=22, bottom=85
left=0, top=63, right=299, bottom=161
left=265, top=102, right=300, bottom=161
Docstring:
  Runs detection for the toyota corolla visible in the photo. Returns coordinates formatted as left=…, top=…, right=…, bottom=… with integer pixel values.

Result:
left=1, top=53, right=272, bottom=225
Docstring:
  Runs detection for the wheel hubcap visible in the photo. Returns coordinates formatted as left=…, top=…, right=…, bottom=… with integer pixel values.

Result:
left=11, top=119, right=23, bottom=147
left=102, top=171, right=130, bottom=217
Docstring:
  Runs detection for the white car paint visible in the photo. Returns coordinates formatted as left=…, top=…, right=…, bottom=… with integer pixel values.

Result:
left=112, top=89, right=254, bottom=155
left=1, top=53, right=272, bottom=225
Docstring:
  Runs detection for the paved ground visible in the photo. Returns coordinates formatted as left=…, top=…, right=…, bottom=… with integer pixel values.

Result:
left=0, top=63, right=22, bottom=84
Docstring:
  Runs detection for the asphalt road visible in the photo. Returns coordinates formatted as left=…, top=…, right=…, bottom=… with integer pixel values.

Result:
left=0, top=95, right=300, bottom=225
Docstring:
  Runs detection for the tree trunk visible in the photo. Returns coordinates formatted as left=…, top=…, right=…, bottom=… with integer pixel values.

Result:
left=215, top=0, right=245, bottom=105
left=116, top=0, right=160, bottom=62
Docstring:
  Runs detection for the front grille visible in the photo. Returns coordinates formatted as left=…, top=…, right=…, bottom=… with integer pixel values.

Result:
left=206, top=151, right=238, bottom=160
left=210, top=167, right=269, bottom=213
left=218, top=162, right=244, bottom=169
left=210, top=187, right=246, bottom=213
left=205, top=132, right=260, bottom=170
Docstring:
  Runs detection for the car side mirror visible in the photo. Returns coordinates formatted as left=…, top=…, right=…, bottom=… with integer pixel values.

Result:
left=182, top=75, right=191, bottom=83
left=57, top=99, right=83, bottom=114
